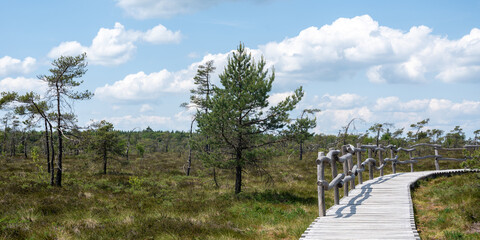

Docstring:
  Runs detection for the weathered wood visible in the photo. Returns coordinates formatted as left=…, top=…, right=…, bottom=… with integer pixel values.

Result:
left=437, top=157, right=468, bottom=161
left=409, top=143, right=441, bottom=148
left=434, top=148, right=440, bottom=170
left=348, top=154, right=355, bottom=190
left=368, top=148, right=373, bottom=180
left=342, top=146, right=349, bottom=197
left=356, top=143, right=363, bottom=185
left=330, top=149, right=340, bottom=205
left=317, top=152, right=326, bottom=216
left=302, top=170, right=478, bottom=240
left=390, top=148, right=396, bottom=174
left=379, top=144, right=384, bottom=176
left=411, top=155, right=441, bottom=160
left=408, top=151, right=414, bottom=172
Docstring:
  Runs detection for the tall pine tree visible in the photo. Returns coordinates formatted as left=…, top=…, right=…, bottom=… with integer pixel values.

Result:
left=196, top=44, right=303, bottom=194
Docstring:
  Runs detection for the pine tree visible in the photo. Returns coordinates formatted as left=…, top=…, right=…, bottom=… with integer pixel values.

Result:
left=288, top=109, right=320, bottom=160
left=90, top=120, right=124, bottom=174
left=39, top=53, right=93, bottom=186
left=196, top=43, right=303, bottom=194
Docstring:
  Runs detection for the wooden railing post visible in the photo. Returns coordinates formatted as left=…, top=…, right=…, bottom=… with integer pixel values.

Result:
left=391, top=148, right=396, bottom=174
left=379, top=144, right=384, bottom=176
left=409, top=151, right=414, bottom=172
left=342, top=146, right=349, bottom=197
left=330, top=148, right=340, bottom=205
left=317, top=152, right=326, bottom=216
left=356, top=143, right=363, bottom=185
left=434, top=148, right=440, bottom=170
left=368, top=148, right=374, bottom=180
left=349, top=148, right=355, bottom=190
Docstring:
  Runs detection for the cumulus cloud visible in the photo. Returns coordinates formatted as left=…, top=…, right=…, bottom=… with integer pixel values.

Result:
left=0, top=77, right=46, bottom=93
left=94, top=46, right=270, bottom=101
left=95, top=51, right=233, bottom=101
left=48, top=22, right=181, bottom=66
left=268, top=92, right=294, bottom=106
left=318, top=93, right=367, bottom=109
left=140, top=104, right=153, bottom=113
left=315, top=94, right=480, bottom=136
left=0, top=56, right=36, bottom=76
left=260, top=15, right=480, bottom=83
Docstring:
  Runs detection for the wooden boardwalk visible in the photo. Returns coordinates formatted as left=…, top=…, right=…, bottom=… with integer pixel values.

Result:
left=300, top=170, right=471, bottom=240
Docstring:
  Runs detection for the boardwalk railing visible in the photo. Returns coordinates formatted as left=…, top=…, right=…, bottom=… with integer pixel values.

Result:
left=316, top=143, right=479, bottom=217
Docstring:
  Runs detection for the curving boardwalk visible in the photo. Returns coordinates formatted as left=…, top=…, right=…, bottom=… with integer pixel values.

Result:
left=300, top=169, right=473, bottom=240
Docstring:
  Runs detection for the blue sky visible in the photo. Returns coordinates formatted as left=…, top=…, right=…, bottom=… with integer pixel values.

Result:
left=1, top=0, right=479, bottom=137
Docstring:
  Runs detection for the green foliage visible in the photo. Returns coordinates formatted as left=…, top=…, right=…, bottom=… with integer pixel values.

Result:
left=190, top=60, right=216, bottom=111
left=195, top=43, right=304, bottom=194
left=38, top=52, right=93, bottom=186
left=408, top=118, right=430, bottom=142
left=413, top=173, right=480, bottom=240
left=128, top=176, right=145, bottom=190
left=368, top=122, right=393, bottom=146
left=0, top=150, right=319, bottom=239
left=90, top=120, right=125, bottom=173
left=136, top=143, right=145, bottom=158
left=461, top=148, right=480, bottom=169
left=30, top=146, right=45, bottom=183
left=445, top=126, right=466, bottom=148
left=287, top=109, right=320, bottom=160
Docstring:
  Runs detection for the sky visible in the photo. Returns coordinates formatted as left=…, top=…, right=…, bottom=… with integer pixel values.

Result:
left=1, top=0, right=480, bottom=138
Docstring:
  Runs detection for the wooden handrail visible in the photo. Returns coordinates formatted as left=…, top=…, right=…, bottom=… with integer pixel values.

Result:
left=315, top=143, right=479, bottom=217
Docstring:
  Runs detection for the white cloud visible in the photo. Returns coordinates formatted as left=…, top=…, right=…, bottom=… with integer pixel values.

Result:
left=0, top=56, right=36, bottom=76
left=316, top=107, right=372, bottom=134
left=0, top=77, right=46, bottom=93
left=48, top=22, right=181, bottom=66
left=259, top=15, right=480, bottom=83
left=140, top=104, right=153, bottom=112
left=318, top=93, right=367, bottom=109
left=95, top=52, right=232, bottom=101
left=143, top=24, right=182, bottom=44
left=268, top=92, right=294, bottom=106
left=315, top=94, right=480, bottom=136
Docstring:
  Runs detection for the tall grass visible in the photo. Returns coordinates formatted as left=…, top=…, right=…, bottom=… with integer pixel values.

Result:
left=412, top=173, right=480, bottom=240
left=0, top=147, right=469, bottom=239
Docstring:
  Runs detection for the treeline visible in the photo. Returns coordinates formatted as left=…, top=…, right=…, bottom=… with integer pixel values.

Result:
left=0, top=117, right=477, bottom=165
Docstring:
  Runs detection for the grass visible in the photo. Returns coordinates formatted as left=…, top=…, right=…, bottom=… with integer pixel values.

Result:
left=412, top=173, right=480, bottom=240
left=0, top=147, right=472, bottom=239
left=0, top=151, right=322, bottom=239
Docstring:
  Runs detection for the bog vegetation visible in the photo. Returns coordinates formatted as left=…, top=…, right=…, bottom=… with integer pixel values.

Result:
left=1, top=46, right=479, bottom=239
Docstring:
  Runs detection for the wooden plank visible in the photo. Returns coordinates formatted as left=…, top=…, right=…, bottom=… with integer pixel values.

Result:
left=300, top=169, right=475, bottom=240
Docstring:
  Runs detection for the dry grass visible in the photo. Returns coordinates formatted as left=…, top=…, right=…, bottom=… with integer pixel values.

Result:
left=0, top=146, right=471, bottom=239
left=412, top=173, right=480, bottom=240
left=0, top=151, right=320, bottom=239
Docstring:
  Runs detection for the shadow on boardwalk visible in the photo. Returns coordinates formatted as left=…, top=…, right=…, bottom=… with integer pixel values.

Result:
left=334, top=173, right=403, bottom=218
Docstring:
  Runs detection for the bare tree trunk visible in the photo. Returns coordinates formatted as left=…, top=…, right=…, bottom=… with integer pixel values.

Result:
left=23, top=135, right=27, bottom=158
left=10, top=131, right=15, bottom=157
left=186, top=118, right=195, bottom=176
left=45, top=120, right=50, bottom=173
left=55, top=85, right=62, bottom=187
left=103, top=142, right=107, bottom=174
left=235, top=150, right=242, bottom=194
left=235, top=165, right=242, bottom=194
left=49, top=124, right=55, bottom=186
